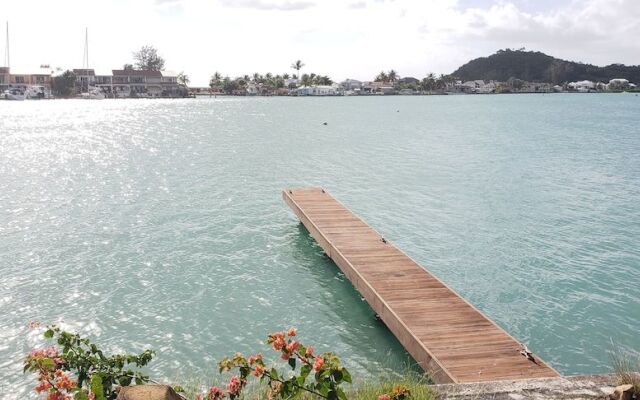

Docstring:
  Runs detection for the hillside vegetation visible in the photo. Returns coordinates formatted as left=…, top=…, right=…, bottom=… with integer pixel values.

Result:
left=451, top=49, right=640, bottom=84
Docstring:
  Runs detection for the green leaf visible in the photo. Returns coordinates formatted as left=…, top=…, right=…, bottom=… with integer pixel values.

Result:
left=172, top=385, right=185, bottom=393
left=74, top=391, right=89, bottom=400
left=288, top=357, right=296, bottom=370
left=90, top=374, right=106, bottom=400
left=44, top=329, right=54, bottom=339
left=336, top=387, right=347, bottom=400
left=300, top=364, right=311, bottom=379
left=341, top=369, right=352, bottom=383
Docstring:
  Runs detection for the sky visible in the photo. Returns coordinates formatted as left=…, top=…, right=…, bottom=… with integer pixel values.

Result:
left=2, top=0, right=639, bottom=86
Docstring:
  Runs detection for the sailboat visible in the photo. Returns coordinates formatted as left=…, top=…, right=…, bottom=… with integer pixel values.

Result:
left=1, top=21, right=24, bottom=100
left=79, top=28, right=104, bottom=100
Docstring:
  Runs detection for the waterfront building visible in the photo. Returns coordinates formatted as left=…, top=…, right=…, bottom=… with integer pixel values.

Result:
left=284, top=78, right=298, bottom=88
left=362, top=81, right=395, bottom=94
left=0, top=67, right=10, bottom=91
left=110, top=69, right=183, bottom=98
left=73, top=68, right=96, bottom=92
left=569, top=80, right=596, bottom=92
left=5, top=67, right=52, bottom=97
left=340, top=79, right=362, bottom=90
left=608, top=78, right=630, bottom=90
left=246, top=83, right=258, bottom=95
left=398, top=88, right=416, bottom=95
left=296, top=85, right=338, bottom=96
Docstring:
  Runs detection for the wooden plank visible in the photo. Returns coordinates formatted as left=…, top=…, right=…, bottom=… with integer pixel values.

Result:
left=283, top=187, right=559, bottom=384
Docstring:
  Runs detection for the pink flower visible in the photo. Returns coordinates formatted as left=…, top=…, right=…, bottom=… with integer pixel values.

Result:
left=35, top=381, right=52, bottom=393
left=253, top=364, right=265, bottom=377
left=247, top=352, right=263, bottom=365
left=286, top=328, right=297, bottom=337
left=208, top=386, right=224, bottom=400
left=272, top=337, right=286, bottom=351
left=312, top=356, right=324, bottom=372
left=88, top=392, right=96, bottom=400
left=286, top=341, right=300, bottom=353
left=305, top=346, right=314, bottom=357
left=226, top=376, right=242, bottom=396
left=378, top=395, right=391, bottom=400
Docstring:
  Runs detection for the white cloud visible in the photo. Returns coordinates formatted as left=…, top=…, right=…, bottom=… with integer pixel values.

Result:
left=1, top=0, right=638, bottom=86
left=218, top=0, right=316, bottom=11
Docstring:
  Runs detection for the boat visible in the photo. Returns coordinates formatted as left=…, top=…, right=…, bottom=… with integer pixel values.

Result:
left=80, top=86, right=105, bottom=100
left=1, top=88, right=25, bottom=100
left=78, top=27, right=104, bottom=100
left=25, top=85, right=51, bottom=99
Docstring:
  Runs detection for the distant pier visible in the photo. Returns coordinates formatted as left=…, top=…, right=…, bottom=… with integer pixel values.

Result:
left=283, top=187, right=559, bottom=384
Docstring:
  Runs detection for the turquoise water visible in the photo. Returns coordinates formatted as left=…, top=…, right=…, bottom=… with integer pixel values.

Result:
left=1, top=94, right=639, bottom=397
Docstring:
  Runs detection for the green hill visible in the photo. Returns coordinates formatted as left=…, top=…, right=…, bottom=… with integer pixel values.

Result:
left=451, top=49, right=640, bottom=84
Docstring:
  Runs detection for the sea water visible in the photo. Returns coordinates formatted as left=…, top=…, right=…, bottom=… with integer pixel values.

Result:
left=1, top=94, right=639, bottom=397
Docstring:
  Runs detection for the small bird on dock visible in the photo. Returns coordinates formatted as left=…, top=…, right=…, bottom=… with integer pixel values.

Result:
left=381, top=237, right=387, bottom=243
left=519, top=343, right=538, bottom=364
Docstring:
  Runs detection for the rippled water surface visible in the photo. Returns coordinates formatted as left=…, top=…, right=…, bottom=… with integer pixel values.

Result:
left=1, top=95, right=639, bottom=397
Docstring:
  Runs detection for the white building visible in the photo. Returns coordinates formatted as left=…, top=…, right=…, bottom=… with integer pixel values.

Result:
left=568, top=80, right=595, bottom=92
left=296, top=85, right=338, bottom=96
left=340, top=79, right=362, bottom=90
left=284, top=78, right=298, bottom=88
left=608, top=78, right=630, bottom=90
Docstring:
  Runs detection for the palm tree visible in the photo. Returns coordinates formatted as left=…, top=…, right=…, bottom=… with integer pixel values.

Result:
left=291, top=60, right=305, bottom=76
left=209, top=72, right=222, bottom=89
left=300, top=73, right=312, bottom=87
left=388, top=70, right=398, bottom=83
left=177, top=72, right=190, bottom=86
left=283, top=73, right=290, bottom=80
left=375, top=71, right=388, bottom=82
left=317, top=75, right=333, bottom=85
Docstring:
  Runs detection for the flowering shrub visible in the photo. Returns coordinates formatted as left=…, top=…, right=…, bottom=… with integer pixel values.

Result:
left=27, top=324, right=413, bottom=400
left=378, top=384, right=411, bottom=400
left=204, top=328, right=352, bottom=400
left=24, top=324, right=154, bottom=400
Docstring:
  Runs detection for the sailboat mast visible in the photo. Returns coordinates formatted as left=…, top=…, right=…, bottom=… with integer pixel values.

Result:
left=85, top=27, right=88, bottom=70
left=5, top=21, right=9, bottom=68
left=83, top=27, right=89, bottom=91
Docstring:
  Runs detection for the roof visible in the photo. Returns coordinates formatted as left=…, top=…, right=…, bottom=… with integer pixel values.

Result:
left=73, top=69, right=95, bottom=76
left=112, top=69, right=162, bottom=77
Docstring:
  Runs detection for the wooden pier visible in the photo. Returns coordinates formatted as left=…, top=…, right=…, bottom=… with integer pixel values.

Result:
left=283, top=187, right=559, bottom=384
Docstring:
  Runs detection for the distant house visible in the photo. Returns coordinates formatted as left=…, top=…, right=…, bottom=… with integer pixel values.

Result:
left=246, top=83, right=258, bottom=96
left=608, top=78, right=630, bottom=90
left=284, top=78, right=299, bottom=88
left=0, top=67, right=10, bottom=91
left=73, top=68, right=96, bottom=92
left=398, top=77, right=419, bottom=86
left=340, top=79, right=362, bottom=90
left=296, top=85, right=337, bottom=96
left=570, top=80, right=595, bottom=92
left=109, top=69, right=183, bottom=98
left=398, top=88, right=416, bottom=95
left=362, top=81, right=395, bottom=94
left=460, top=80, right=497, bottom=93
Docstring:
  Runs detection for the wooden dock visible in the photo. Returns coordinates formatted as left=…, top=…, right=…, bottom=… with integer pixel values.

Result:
left=283, top=187, right=559, bottom=384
